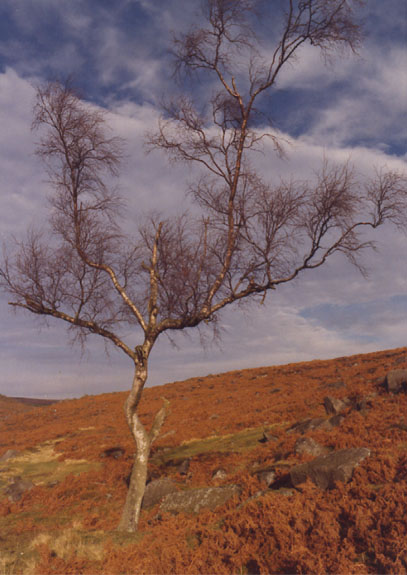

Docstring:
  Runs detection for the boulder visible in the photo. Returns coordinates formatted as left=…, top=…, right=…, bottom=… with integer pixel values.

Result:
left=294, top=437, right=329, bottom=457
left=5, top=477, right=34, bottom=502
left=141, top=478, right=178, bottom=509
left=290, top=447, right=370, bottom=490
left=323, top=396, right=349, bottom=415
left=160, top=485, right=241, bottom=514
left=385, top=370, right=407, bottom=394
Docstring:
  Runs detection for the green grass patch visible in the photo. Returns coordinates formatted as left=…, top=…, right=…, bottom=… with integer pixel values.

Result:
left=152, top=424, right=282, bottom=464
left=0, top=441, right=101, bottom=494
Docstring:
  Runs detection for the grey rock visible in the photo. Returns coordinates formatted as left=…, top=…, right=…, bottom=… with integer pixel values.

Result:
left=5, top=477, right=34, bottom=502
left=0, top=449, right=20, bottom=462
left=212, top=468, right=227, bottom=481
left=141, top=478, right=178, bottom=509
left=290, top=447, right=370, bottom=490
left=160, top=485, right=241, bottom=514
left=255, top=468, right=276, bottom=487
left=385, top=370, right=407, bottom=394
left=323, top=396, right=349, bottom=415
left=294, top=437, right=329, bottom=457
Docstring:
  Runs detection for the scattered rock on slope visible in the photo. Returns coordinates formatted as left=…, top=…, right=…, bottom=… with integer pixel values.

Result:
left=290, top=447, right=370, bottom=490
left=160, top=485, right=241, bottom=514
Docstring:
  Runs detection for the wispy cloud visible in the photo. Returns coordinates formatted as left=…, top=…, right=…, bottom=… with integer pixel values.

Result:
left=0, top=1, right=405, bottom=398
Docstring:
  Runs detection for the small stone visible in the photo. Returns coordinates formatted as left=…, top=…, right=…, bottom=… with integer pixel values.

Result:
left=255, top=468, right=276, bottom=487
left=212, top=468, right=227, bottom=481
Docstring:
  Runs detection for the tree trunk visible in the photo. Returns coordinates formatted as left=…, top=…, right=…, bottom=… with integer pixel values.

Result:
left=117, top=416, right=150, bottom=532
left=117, top=356, right=169, bottom=533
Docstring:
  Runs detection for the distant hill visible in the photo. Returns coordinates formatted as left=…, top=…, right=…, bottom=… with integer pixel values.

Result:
left=0, top=346, right=406, bottom=574
left=8, top=396, right=59, bottom=407
left=0, top=394, right=59, bottom=419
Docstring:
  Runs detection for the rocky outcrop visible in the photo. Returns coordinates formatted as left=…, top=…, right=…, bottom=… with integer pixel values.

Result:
left=290, top=447, right=370, bottom=490
left=141, top=478, right=178, bottom=509
left=160, top=485, right=241, bottom=514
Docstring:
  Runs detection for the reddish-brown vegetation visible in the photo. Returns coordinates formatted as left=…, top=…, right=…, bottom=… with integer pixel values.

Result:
left=1, top=347, right=407, bottom=573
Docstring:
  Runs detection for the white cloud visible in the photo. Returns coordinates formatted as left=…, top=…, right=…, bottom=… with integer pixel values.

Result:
left=0, top=26, right=406, bottom=398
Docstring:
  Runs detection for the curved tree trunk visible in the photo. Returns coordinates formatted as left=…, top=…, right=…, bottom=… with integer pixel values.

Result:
left=117, top=356, right=169, bottom=533
left=117, top=414, right=150, bottom=532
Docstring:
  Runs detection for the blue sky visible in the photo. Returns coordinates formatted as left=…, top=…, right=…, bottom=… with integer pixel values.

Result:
left=0, top=0, right=406, bottom=398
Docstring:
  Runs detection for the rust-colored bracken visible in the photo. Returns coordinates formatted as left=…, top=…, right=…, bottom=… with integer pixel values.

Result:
left=1, top=346, right=406, bottom=574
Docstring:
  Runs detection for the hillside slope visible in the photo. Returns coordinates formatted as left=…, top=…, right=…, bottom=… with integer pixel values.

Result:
left=0, top=347, right=406, bottom=574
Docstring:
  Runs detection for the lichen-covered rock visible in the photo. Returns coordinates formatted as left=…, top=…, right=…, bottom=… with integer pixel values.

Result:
left=290, top=447, right=370, bottom=490
left=160, top=485, right=241, bottom=514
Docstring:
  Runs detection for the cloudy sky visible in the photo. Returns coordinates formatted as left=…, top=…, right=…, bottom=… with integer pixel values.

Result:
left=0, top=0, right=406, bottom=399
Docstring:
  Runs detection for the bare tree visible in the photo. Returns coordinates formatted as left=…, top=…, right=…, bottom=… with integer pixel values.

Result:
left=1, top=0, right=406, bottom=533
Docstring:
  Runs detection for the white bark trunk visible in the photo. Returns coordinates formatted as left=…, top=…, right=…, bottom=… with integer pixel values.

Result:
left=117, top=357, right=169, bottom=532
